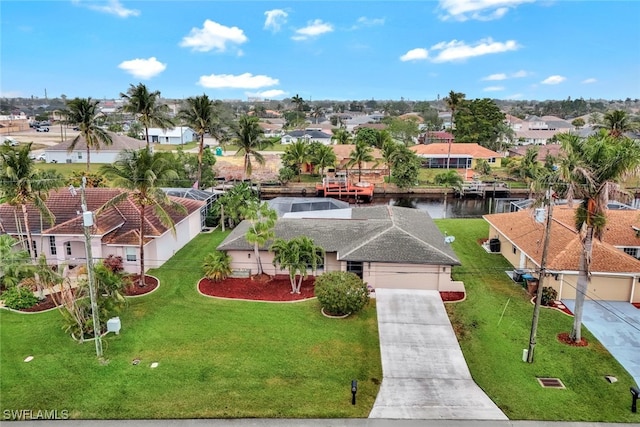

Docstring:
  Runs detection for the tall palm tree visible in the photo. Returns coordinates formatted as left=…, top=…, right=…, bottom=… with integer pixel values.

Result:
left=0, top=144, right=59, bottom=261
left=310, top=105, right=324, bottom=124
left=381, top=139, right=400, bottom=182
left=510, top=146, right=544, bottom=199
left=331, top=128, right=351, bottom=145
left=557, top=130, right=640, bottom=343
left=281, top=140, right=310, bottom=182
left=64, top=98, right=113, bottom=172
left=347, top=141, right=375, bottom=182
left=99, top=149, right=186, bottom=287
left=232, top=115, right=265, bottom=180
left=271, top=236, right=324, bottom=294
left=120, top=83, right=175, bottom=148
left=309, top=143, right=337, bottom=177
left=242, top=201, right=277, bottom=276
left=178, top=94, right=214, bottom=188
left=596, top=110, right=636, bottom=138
left=443, top=90, right=465, bottom=169
left=291, top=94, right=305, bottom=112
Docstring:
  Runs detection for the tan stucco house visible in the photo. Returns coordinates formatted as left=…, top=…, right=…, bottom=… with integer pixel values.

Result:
left=217, top=205, right=463, bottom=292
left=484, top=206, right=640, bottom=303
left=0, top=188, right=204, bottom=274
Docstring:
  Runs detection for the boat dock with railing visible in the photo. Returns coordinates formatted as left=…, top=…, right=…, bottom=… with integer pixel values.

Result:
left=315, top=171, right=375, bottom=202
left=455, top=181, right=511, bottom=198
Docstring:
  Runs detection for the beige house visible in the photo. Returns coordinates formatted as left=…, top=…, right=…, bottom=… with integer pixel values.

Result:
left=484, top=206, right=640, bottom=303
left=0, top=188, right=204, bottom=274
left=409, top=143, right=502, bottom=170
left=217, top=205, right=463, bottom=292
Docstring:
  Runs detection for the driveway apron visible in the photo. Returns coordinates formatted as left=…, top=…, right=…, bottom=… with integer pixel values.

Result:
left=369, top=288, right=507, bottom=420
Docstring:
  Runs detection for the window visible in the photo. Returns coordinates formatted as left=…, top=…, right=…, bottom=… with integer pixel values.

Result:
left=346, top=261, right=363, bottom=279
left=30, top=240, right=37, bottom=258
left=488, top=157, right=496, bottom=164
left=512, top=244, right=517, bottom=255
left=125, top=247, right=137, bottom=262
left=77, top=152, right=82, bottom=159
left=49, top=236, right=57, bottom=255
left=65, top=242, right=72, bottom=256
left=306, top=252, right=324, bottom=272
left=623, top=247, right=640, bottom=259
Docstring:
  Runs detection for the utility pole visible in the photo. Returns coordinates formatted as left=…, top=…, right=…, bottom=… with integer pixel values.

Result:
left=527, top=188, right=554, bottom=363
left=80, top=177, right=103, bottom=358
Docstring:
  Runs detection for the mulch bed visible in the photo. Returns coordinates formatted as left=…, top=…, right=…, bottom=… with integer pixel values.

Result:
left=124, top=275, right=159, bottom=296
left=18, top=294, right=59, bottom=313
left=199, top=275, right=315, bottom=301
left=440, top=291, right=465, bottom=302
left=557, top=332, right=588, bottom=347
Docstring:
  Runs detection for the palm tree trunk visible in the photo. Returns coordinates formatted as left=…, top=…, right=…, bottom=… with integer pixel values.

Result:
left=145, top=126, right=150, bottom=149
left=196, top=134, right=204, bottom=188
left=570, top=226, right=593, bottom=342
left=21, top=204, right=43, bottom=299
left=289, top=271, right=296, bottom=293
left=86, top=146, right=91, bottom=172
left=446, top=140, right=452, bottom=170
left=138, top=204, right=146, bottom=287
left=254, top=242, right=263, bottom=275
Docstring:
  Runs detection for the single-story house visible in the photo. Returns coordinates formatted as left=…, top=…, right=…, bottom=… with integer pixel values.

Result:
left=329, top=144, right=388, bottom=182
left=484, top=206, right=640, bottom=303
left=409, top=143, right=502, bottom=169
left=147, top=127, right=197, bottom=145
left=45, top=133, right=147, bottom=164
left=217, top=205, right=462, bottom=291
left=281, top=130, right=332, bottom=145
left=0, top=188, right=204, bottom=274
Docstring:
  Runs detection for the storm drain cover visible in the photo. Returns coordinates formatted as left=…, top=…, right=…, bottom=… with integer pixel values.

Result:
left=537, top=378, right=565, bottom=389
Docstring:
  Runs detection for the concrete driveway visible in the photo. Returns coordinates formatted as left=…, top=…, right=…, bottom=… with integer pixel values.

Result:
left=562, top=300, right=640, bottom=387
left=369, top=289, right=507, bottom=420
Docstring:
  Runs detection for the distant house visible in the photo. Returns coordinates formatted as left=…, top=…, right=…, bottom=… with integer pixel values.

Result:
left=409, top=143, right=502, bottom=169
left=217, top=205, right=462, bottom=291
left=147, top=127, right=197, bottom=145
left=417, top=131, right=454, bottom=144
left=484, top=206, right=640, bottom=303
left=281, top=129, right=332, bottom=145
left=507, top=144, right=564, bottom=163
left=44, top=132, right=147, bottom=164
left=0, top=188, right=204, bottom=274
left=506, top=115, right=574, bottom=146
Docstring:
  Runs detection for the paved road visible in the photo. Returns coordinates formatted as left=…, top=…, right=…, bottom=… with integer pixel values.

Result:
left=369, top=289, right=506, bottom=420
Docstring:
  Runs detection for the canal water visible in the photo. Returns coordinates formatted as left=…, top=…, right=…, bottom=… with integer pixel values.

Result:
left=369, top=195, right=521, bottom=219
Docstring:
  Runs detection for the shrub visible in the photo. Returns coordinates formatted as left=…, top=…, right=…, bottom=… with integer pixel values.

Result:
left=3, top=286, right=39, bottom=310
left=541, top=286, right=558, bottom=306
left=103, top=255, right=124, bottom=273
left=202, top=251, right=232, bottom=281
left=314, top=271, right=369, bottom=316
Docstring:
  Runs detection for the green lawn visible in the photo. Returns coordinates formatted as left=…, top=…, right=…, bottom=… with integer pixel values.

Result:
left=435, top=219, right=637, bottom=422
left=153, top=142, right=198, bottom=151
left=0, top=231, right=381, bottom=419
left=35, top=162, right=104, bottom=177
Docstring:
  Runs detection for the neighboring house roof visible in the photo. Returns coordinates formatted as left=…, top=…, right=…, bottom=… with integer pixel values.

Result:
left=0, top=188, right=204, bottom=245
left=218, top=205, right=460, bottom=266
left=331, top=144, right=384, bottom=160
left=354, top=123, right=387, bottom=131
left=507, top=144, right=564, bottom=162
left=514, top=129, right=564, bottom=141
left=410, top=143, right=500, bottom=159
left=45, top=132, right=146, bottom=152
left=284, top=130, right=332, bottom=139
left=484, top=206, right=640, bottom=274
left=418, top=131, right=454, bottom=144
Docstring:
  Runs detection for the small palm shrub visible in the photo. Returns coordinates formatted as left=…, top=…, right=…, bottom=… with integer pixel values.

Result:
left=202, top=251, right=232, bottom=281
left=3, top=286, right=39, bottom=310
left=314, top=271, right=369, bottom=316
left=541, top=286, right=558, bottom=306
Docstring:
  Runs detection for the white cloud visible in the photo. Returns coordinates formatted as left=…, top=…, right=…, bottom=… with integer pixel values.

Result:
left=118, top=57, right=166, bottom=79
left=73, top=0, right=140, bottom=18
left=180, top=20, right=248, bottom=53
left=352, top=16, right=385, bottom=29
left=400, top=48, right=429, bottom=62
left=582, top=78, right=597, bottom=84
left=264, top=9, right=287, bottom=32
left=542, top=75, right=566, bottom=85
left=438, top=0, right=534, bottom=21
left=483, top=86, right=504, bottom=92
left=512, top=70, right=529, bottom=78
left=482, top=73, right=507, bottom=81
left=245, top=89, right=287, bottom=99
left=198, top=73, right=279, bottom=89
left=0, top=90, right=23, bottom=98
left=430, top=38, right=520, bottom=62
left=292, top=19, right=333, bottom=41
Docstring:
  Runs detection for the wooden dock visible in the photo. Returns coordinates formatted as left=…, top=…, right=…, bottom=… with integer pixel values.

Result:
left=315, top=174, right=375, bottom=202
left=455, top=181, right=511, bottom=198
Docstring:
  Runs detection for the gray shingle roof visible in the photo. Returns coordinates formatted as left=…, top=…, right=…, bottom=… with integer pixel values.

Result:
left=217, top=205, right=460, bottom=266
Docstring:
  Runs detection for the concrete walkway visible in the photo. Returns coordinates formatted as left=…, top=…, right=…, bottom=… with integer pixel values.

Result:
left=369, top=289, right=507, bottom=420
left=562, top=300, right=640, bottom=387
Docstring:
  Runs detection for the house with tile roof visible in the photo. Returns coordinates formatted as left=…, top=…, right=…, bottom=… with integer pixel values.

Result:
left=217, top=205, right=463, bottom=291
left=409, top=143, right=502, bottom=170
left=484, top=206, right=640, bottom=303
left=328, top=144, right=388, bottom=183
left=45, top=132, right=147, bottom=164
left=147, top=127, right=197, bottom=145
left=0, top=188, right=204, bottom=274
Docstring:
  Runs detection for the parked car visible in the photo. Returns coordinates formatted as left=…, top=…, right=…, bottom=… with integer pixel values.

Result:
left=2, top=137, right=19, bottom=146
left=36, top=127, right=50, bottom=132
left=36, top=153, right=46, bottom=161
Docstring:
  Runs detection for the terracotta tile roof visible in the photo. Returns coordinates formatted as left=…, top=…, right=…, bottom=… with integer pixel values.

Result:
left=0, top=188, right=204, bottom=245
left=331, top=144, right=384, bottom=160
left=507, top=144, right=564, bottom=162
left=484, top=205, right=640, bottom=274
left=410, top=143, right=500, bottom=159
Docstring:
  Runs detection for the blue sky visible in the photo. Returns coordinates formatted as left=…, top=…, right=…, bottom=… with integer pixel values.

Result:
left=2, top=0, right=639, bottom=102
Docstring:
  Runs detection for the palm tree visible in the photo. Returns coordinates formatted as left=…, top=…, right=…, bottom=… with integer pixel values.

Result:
left=242, top=201, right=277, bottom=276
left=310, top=105, right=324, bottom=124
left=309, top=143, right=336, bottom=177
left=0, top=144, right=59, bottom=261
left=64, top=98, right=113, bottom=172
left=202, top=251, right=232, bottom=281
left=271, top=236, right=324, bottom=294
left=331, top=128, right=352, bottom=145
left=281, top=140, right=310, bottom=182
left=557, top=130, right=640, bottom=343
left=381, top=139, right=400, bottom=182
left=99, top=149, right=186, bottom=287
left=291, top=94, right=305, bottom=112
left=510, top=146, right=544, bottom=199
left=347, top=141, right=375, bottom=182
left=443, top=90, right=465, bottom=169
left=120, top=83, right=175, bottom=148
left=178, top=94, right=214, bottom=188
left=596, top=110, right=636, bottom=137
left=0, top=234, right=31, bottom=288
left=233, top=115, right=265, bottom=180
